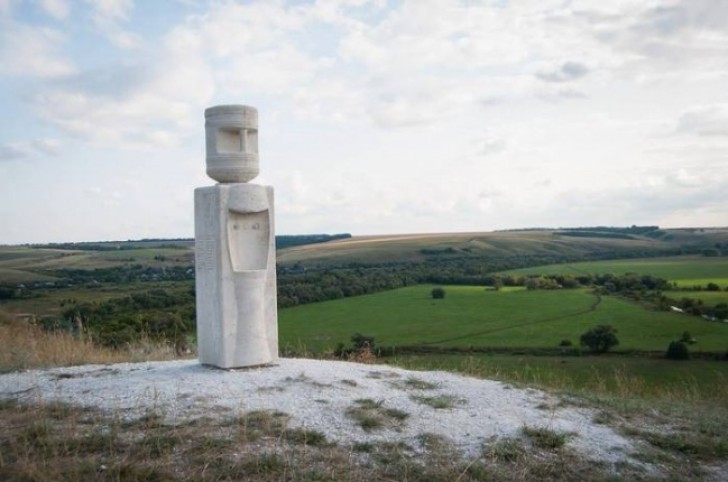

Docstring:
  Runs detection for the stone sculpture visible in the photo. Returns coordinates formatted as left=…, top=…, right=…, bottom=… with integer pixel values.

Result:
left=194, top=105, right=278, bottom=368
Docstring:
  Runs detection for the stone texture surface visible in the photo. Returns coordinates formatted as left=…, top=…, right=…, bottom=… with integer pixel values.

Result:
left=195, top=183, right=278, bottom=368
left=205, top=105, right=259, bottom=183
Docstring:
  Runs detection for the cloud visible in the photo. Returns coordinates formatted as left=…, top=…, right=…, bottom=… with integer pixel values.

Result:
left=85, top=0, right=133, bottom=24
left=555, top=166, right=727, bottom=224
left=31, top=138, right=62, bottom=155
left=0, top=138, right=61, bottom=161
left=39, top=0, right=70, bottom=20
left=0, top=144, right=27, bottom=161
left=575, top=0, right=728, bottom=79
left=677, top=104, right=728, bottom=136
left=30, top=22, right=214, bottom=148
left=536, top=61, right=589, bottom=82
left=0, top=22, right=75, bottom=78
left=83, top=0, right=140, bottom=49
left=478, top=137, right=506, bottom=156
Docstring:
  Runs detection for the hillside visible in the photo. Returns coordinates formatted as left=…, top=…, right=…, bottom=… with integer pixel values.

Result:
left=276, top=227, right=728, bottom=267
left=2, top=228, right=726, bottom=285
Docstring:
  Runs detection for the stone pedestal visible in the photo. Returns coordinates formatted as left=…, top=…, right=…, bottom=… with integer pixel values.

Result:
left=195, top=183, right=278, bottom=368
left=194, top=105, right=278, bottom=369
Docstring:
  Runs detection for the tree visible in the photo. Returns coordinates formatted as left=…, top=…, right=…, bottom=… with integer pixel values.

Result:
left=579, top=325, right=619, bottom=353
left=431, top=287, right=446, bottom=299
left=666, top=341, right=690, bottom=360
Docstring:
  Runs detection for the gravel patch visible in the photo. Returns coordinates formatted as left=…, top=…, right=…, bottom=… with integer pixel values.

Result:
left=0, top=358, right=635, bottom=464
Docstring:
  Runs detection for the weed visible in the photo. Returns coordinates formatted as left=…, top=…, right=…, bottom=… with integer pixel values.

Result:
left=365, top=370, right=401, bottom=379
left=410, top=395, right=461, bottom=409
left=283, top=428, right=329, bottom=447
left=521, top=426, right=569, bottom=450
left=417, top=432, right=449, bottom=452
left=346, top=399, right=408, bottom=432
left=352, top=441, right=374, bottom=452
left=384, top=408, right=410, bottom=421
left=401, top=377, right=439, bottom=390
left=354, top=398, right=384, bottom=409
left=485, top=436, right=527, bottom=463
left=346, top=407, right=383, bottom=431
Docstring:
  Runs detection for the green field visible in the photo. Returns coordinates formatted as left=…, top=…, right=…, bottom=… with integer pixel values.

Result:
left=497, top=256, right=728, bottom=288
left=279, top=285, right=728, bottom=353
left=668, top=290, right=728, bottom=304
left=389, top=353, right=728, bottom=400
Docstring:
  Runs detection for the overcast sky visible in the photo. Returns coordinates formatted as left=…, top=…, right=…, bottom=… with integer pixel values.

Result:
left=1, top=0, right=727, bottom=244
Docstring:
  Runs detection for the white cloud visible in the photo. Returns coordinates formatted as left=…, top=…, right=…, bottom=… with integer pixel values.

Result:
left=85, top=0, right=133, bottom=24
left=536, top=62, right=589, bottom=83
left=0, top=144, right=27, bottom=161
left=83, top=0, right=140, bottom=49
left=30, top=20, right=214, bottom=148
left=39, top=0, right=69, bottom=20
left=677, top=104, right=728, bottom=136
left=1, top=0, right=727, bottom=243
left=0, top=138, right=61, bottom=160
left=0, top=22, right=75, bottom=78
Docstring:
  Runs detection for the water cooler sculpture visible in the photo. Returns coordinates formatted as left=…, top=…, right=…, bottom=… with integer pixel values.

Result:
left=194, top=105, right=278, bottom=368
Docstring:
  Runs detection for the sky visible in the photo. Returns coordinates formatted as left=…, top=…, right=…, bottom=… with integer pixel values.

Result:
left=1, top=0, right=727, bottom=244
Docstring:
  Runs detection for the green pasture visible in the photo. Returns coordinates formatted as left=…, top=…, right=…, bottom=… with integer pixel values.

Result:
left=497, top=256, right=728, bottom=287
left=279, top=285, right=728, bottom=353
left=387, top=353, right=728, bottom=401
left=668, top=290, right=728, bottom=304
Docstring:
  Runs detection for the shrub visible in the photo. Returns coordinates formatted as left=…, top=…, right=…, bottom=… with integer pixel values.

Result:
left=351, top=333, right=375, bottom=351
left=431, top=287, right=446, bottom=299
left=579, top=325, right=619, bottom=353
left=666, top=341, right=690, bottom=360
left=558, top=339, right=572, bottom=347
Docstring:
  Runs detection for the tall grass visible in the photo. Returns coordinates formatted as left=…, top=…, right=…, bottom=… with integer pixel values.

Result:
left=0, top=310, right=185, bottom=372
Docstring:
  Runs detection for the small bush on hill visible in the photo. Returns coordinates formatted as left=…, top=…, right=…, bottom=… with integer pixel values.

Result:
left=666, top=341, right=690, bottom=360
left=351, top=333, right=375, bottom=351
left=431, top=287, right=446, bottom=299
left=580, top=325, right=619, bottom=354
left=559, top=339, right=572, bottom=347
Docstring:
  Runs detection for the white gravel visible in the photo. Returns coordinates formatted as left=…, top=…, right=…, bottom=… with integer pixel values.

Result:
left=0, top=358, right=635, bottom=464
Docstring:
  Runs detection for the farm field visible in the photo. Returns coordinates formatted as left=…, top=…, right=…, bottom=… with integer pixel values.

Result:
left=496, top=256, right=728, bottom=288
left=1, top=280, right=195, bottom=319
left=668, top=290, right=728, bottom=304
left=0, top=245, right=194, bottom=284
left=279, top=285, right=728, bottom=353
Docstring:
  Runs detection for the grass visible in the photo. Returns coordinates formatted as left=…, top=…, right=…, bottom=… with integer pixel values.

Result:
left=346, top=399, right=409, bottom=432
left=521, top=426, right=570, bottom=449
left=397, top=377, right=439, bottom=390
left=497, top=255, right=728, bottom=288
left=276, top=228, right=726, bottom=267
left=388, top=354, right=728, bottom=402
left=668, top=289, right=728, bottom=304
left=0, top=245, right=194, bottom=280
left=0, top=310, right=185, bottom=372
left=410, top=395, right=461, bottom=409
left=280, top=284, right=728, bottom=352
left=1, top=279, right=195, bottom=320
